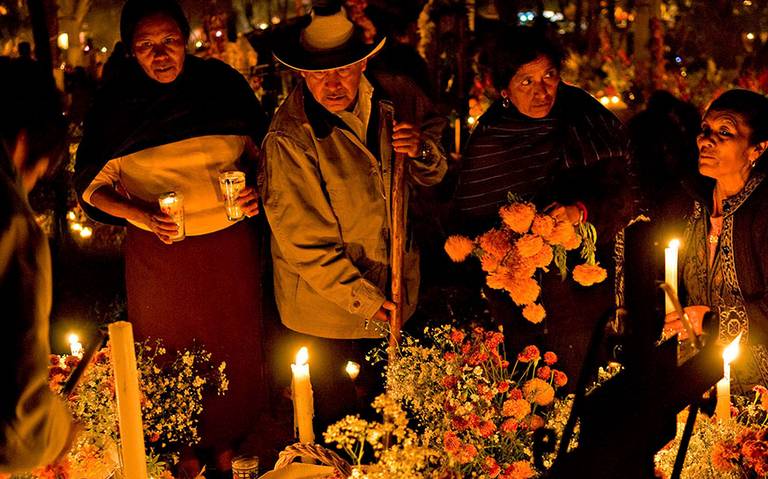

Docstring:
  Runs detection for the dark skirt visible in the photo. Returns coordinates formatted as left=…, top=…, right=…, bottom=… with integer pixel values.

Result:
left=125, top=220, right=268, bottom=449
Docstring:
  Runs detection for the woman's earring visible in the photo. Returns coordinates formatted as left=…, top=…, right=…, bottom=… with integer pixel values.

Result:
left=502, top=95, right=512, bottom=109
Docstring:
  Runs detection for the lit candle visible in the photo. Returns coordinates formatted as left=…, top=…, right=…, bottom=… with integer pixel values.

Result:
left=68, top=333, right=84, bottom=358
left=345, top=361, right=361, bottom=381
left=291, top=347, right=315, bottom=445
left=716, top=333, right=742, bottom=422
left=664, top=239, right=680, bottom=315
left=108, top=321, right=148, bottom=479
left=454, top=117, right=461, bottom=155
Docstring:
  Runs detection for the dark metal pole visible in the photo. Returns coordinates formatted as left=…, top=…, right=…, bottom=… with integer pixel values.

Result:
left=28, top=0, right=54, bottom=72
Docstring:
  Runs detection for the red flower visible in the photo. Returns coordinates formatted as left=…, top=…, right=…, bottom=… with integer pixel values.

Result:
left=452, top=415, right=469, bottom=431
left=543, top=351, right=558, bottom=365
left=64, top=355, right=80, bottom=368
left=443, top=431, right=462, bottom=455
left=457, top=444, right=478, bottom=464
left=484, top=331, right=505, bottom=351
left=441, top=375, right=459, bottom=389
left=497, top=380, right=510, bottom=394
left=485, top=456, right=501, bottom=478
left=450, top=329, right=465, bottom=344
left=517, top=345, right=540, bottom=363
left=508, top=388, right=523, bottom=400
left=49, top=355, right=60, bottom=366
left=536, top=366, right=552, bottom=381
left=553, top=370, right=568, bottom=388
left=478, top=420, right=497, bottom=437
left=501, top=418, right=519, bottom=433
left=444, top=351, right=458, bottom=362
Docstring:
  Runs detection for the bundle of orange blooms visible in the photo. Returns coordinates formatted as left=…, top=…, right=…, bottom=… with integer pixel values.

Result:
left=444, top=199, right=607, bottom=324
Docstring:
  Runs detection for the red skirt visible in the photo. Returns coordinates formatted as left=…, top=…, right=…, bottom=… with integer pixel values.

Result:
left=125, top=220, right=268, bottom=449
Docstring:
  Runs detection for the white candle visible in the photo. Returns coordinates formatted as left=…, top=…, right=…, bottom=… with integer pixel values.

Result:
left=108, top=321, right=148, bottom=479
left=291, top=347, right=315, bottom=445
left=664, top=239, right=680, bottom=315
left=68, top=333, right=83, bottom=358
left=715, top=333, right=742, bottom=422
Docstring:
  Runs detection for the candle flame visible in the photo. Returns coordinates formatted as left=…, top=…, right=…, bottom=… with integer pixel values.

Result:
left=668, top=239, right=680, bottom=249
left=295, top=347, right=309, bottom=366
left=345, top=361, right=361, bottom=380
left=67, top=333, right=79, bottom=345
left=160, top=196, right=177, bottom=206
left=722, top=333, right=743, bottom=365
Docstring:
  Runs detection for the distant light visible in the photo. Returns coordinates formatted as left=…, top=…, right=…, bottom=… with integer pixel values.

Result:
left=215, top=30, right=223, bottom=38
left=600, top=96, right=610, bottom=106
left=675, top=56, right=682, bottom=64
left=57, top=33, right=69, bottom=50
left=71, top=222, right=82, bottom=232
left=552, top=13, right=564, bottom=21
left=67, top=211, right=76, bottom=221
left=195, top=40, right=203, bottom=49
left=467, top=116, right=476, bottom=126
left=744, top=0, right=753, bottom=6
left=79, top=226, right=93, bottom=238
left=747, top=32, right=755, bottom=40
left=271, top=15, right=281, bottom=24
left=258, top=22, right=269, bottom=30
left=100, top=47, right=107, bottom=53
left=610, top=96, right=620, bottom=104
left=83, top=45, right=90, bottom=52
left=542, top=10, right=554, bottom=19
left=526, top=12, right=535, bottom=21
left=68, top=333, right=79, bottom=345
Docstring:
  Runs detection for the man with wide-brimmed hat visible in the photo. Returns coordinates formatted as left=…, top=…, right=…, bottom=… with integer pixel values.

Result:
left=261, top=0, right=446, bottom=430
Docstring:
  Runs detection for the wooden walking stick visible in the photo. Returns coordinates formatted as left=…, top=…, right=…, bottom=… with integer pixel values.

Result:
left=389, top=148, right=407, bottom=352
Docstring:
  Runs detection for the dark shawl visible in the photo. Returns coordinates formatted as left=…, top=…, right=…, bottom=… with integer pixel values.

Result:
left=74, top=55, right=268, bottom=225
left=454, top=82, right=637, bottom=242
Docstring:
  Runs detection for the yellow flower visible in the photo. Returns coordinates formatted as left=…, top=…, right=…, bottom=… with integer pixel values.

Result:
left=444, top=235, right=475, bottom=262
left=515, top=234, right=544, bottom=258
left=572, top=263, right=608, bottom=286
left=522, top=303, right=546, bottom=324
left=499, top=202, right=536, bottom=233
left=523, top=378, right=555, bottom=406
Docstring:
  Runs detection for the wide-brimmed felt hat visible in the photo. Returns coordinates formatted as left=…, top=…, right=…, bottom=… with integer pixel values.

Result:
left=272, top=0, right=385, bottom=72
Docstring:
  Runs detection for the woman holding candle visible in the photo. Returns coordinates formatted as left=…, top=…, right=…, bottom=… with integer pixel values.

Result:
left=74, top=0, right=270, bottom=472
left=669, top=89, right=768, bottom=390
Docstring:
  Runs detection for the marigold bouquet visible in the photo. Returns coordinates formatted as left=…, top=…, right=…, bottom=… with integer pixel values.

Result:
left=324, top=325, right=571, bottom=478
left=445, top=196, right=607, bottom=324
left=13, top=339, right=227, bottom=479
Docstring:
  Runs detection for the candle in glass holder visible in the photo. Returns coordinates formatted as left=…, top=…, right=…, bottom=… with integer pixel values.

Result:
left=68, top=333, right=83, bottom=358
left=664, top=239, right=680, bottom=314
left=716, top=333, right=742, bottom=422
left=291, top=347, right=314, bottom=445
left=158, top=192, right=185, bottom=242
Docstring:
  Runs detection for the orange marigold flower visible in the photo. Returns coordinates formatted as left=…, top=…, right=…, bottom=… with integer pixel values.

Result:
left=562, top=231, right=582, bottom=250
left=497, top=380, right=511, bottom=394
left=444, top=235, right=475, bottom=262
left=573, top=263, right=608, bottom=286
left=507, top=276, right=540, bottom=306
left=536, top=365, right=552, bottom=380
left=450, top=329, right=465, bottom=344
left=523, top=378, right=555, bottom=406
left=504, top=460, right=536, bottom=479
left=508, top=388, right=523, bottom=401
left=500, top=418, right=519, bottom=433
left=553, top=369, right=568, bottom=387
left=478, top=228, right=513, bottom=259
left=528, top=414, right=545, bottom=430
left=522, top=303, right=546, bottom=324
left=485, top=456, right=501, bottom=478
left=443, top=431, right=462, bottom=455
left=543, top=351, right=558, bottom=365
left=481, top=254, right=501, bottom=272
left=542, top=219, right=573, bottom=244
left=487, top=268, right=511, bottom=290
left=457, top=444, right=478, bottom=464
left=515, top=234, right=544, bottom=258
left=505, top=254, right=538, bottom=279
left=711, top=442, right=738, bottom=472
left=502, top=398, right=531, bottom=419
left=530, top=244, right=554, bottom=269
left=478, top=420, right=497, bottom=437
left=531, top=214, right=555, bottom=238
left=500, top=202, right=536, bottom=233
left=517, top=345, right=541, bottom=363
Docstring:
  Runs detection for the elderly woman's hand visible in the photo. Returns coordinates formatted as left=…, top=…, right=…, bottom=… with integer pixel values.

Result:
left=235, top=186, right=260, bottom=217
left=392, top=121, right=422, bottom=158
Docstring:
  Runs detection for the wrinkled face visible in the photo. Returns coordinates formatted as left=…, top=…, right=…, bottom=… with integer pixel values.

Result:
left=504, top=55, right=560, bottom=119
left=301, top=60, right=367, bottom=113
left=697, top=110, right=762, bottom=181
left=132, top=13, right=186, bottom=83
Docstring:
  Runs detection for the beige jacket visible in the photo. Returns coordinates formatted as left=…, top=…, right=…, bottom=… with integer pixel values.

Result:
left=261, top=78, right=446, bottom=339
